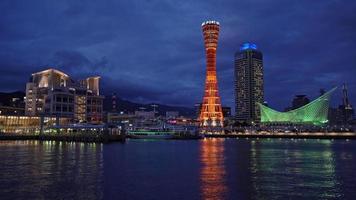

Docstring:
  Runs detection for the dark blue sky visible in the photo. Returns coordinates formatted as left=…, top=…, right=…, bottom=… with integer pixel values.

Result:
left=1, top=0, right=355, bottom=111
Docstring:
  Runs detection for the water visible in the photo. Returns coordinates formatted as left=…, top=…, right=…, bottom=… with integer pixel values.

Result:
left=0, top=138, right=355, bottom=200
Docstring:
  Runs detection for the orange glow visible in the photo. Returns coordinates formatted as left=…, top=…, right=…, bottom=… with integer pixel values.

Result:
left=200, top=139, right=227, bottom=200
left=199, top=21, right=224, bottom=128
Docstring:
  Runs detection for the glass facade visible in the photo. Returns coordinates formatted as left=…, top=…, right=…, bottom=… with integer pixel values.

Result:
left=0, top=116, right=71, bottom=134
left=235, top=43, right=264, bottom=124
left=259, top=88, right=337, bottom=125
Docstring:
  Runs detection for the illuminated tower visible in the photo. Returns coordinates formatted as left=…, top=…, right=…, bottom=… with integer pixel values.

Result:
left=199, top=21, right=224, bottom=128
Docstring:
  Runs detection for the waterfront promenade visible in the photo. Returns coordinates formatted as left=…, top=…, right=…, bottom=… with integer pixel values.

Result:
left=0, top=128, right=125, bottom=143
left=0, top=133, right=125, bottom=143
left=1, top=130, right=356, bottom=142
left=206, top=131, right=356, bottom=140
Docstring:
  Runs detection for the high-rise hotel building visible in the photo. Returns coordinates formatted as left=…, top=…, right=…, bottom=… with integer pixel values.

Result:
left=25, top=68, right=104, bottom=124
left=234, top=43, right=264, bottom=124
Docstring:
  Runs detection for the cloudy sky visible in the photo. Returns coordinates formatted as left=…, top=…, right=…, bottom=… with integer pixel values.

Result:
left=1, top=0, right=355, bottom=111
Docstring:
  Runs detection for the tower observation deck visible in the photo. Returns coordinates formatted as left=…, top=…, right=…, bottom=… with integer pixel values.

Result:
left=199, top=21, right=224, bottom=128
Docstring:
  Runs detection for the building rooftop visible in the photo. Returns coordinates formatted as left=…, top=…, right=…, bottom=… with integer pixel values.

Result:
left=240, top=43, right=258, bottom=51
left=32, top=68, right=69, bottom=77
left=201, top=20, right=220, bottom=26
left=87, top=76, right=101, bottom=80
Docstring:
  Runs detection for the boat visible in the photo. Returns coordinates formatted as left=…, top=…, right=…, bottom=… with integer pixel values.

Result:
left=127, top=128, right=175, bottom=139
left=127, top=121, right=201, bottom=140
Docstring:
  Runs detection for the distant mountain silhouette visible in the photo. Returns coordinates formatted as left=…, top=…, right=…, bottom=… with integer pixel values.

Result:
left=103, top=95, right=196, bottom=117
left=0, top=91, right=25, bottom=107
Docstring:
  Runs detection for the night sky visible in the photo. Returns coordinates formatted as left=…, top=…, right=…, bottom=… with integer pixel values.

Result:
left=1, top=0, right=356, bottom=111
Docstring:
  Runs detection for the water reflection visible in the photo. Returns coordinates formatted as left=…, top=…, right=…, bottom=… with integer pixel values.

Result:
left=200, top=138, right=227, bottom=200
left=250, top=139, right=341, bottom=199
left=0, top=141, right=103, bottom=200
left=1, top=139, right=355, bottom=200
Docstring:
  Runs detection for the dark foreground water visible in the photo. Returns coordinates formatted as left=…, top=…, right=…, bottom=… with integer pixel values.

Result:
left=0, top=138, right=355, bottom=200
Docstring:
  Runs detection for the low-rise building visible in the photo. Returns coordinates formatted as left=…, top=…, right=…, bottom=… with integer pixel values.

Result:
left=222, top=107, right=231, bottom=118
left=134, top=111, right=155, bottom=119
left=166, top=111, right=179, bottom=119
left=25, top=68, right=104, bottom=124
left=0, top=106, right=25, bottom=116
left=0, top=115, right=71, bottom=134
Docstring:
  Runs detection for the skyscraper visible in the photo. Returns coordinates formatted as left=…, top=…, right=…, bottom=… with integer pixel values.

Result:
left=234, top=43, right=264, bottom=124
left=340, top=83, right=354, bottom=123
left=199, top=21, right=224, bottom=128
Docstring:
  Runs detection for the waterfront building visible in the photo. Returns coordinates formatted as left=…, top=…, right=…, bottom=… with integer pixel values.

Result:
left=134, top=111, right=155, bottom=119
left=25, top=69, right=104, bottom=124
left=259, top=87, right=336, bottom=125
left=222, top=107, right=231, bottom=118
left=234, top=43, right=264, bottom=124
left=166, top=117, right=198, bottom=126
left=195, top=103, right=202, bottom=119
left=329, top=84, right=354, bottom=125
left=0, top=115, right=70, bottom=134
left=339, top=83, right=354, bottom=123
left=0, top=91, right=25, bottom=108
left=0, top=106, right=25, bottom=116
left=0, top=91, right=25, bottom=115
left=199, top=20, right=224, bottom=128
left=166, top=111, right=179, bottom=119
left=285, top=95, right=310, bottom=111
left=107, top=112, right=136, bottom=130
left=328, top=107, right=344, bottom=125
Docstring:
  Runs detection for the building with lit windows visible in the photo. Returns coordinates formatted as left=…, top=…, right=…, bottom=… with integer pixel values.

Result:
left=199, top=20, right=224, bottom=129
left=235, top=43, right=264, bottom=125
left=339, top=83, right=354, bottom=123
left=25, top=69, right=104, bottom=124
left=329, top=84, right=354, bottom=125
left=166, top=111, right=179, bottom=119
left=259, top=87, right=336, bottom=125
left=0, top=115, right=71, bottom=134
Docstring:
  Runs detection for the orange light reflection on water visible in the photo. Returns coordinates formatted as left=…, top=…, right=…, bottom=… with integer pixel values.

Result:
left=200, top=138, right=227, bottom=200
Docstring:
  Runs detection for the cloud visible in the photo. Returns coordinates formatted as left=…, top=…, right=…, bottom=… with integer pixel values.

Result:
left=0, top=0, right=356, bottom=111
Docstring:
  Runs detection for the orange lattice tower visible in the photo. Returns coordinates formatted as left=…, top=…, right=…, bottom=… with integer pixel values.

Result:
left=199, top=20, right=224, bottom=128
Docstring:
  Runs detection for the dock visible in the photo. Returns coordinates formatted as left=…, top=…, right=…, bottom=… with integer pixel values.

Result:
left=0, top=128, right=126, bottom=143
left=0, top=133, right=125, bottom=143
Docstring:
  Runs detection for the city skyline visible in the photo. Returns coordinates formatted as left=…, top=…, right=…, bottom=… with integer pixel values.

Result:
left=1, top=2, right=356, bottom=199
left=1, top=0, right=356, bottom=111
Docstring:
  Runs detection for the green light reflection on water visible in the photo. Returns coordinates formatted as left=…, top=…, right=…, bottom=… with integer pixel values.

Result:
left=249, top=139, right=341, bottom=199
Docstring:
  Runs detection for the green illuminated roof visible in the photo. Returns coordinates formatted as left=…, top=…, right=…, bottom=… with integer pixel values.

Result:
left=259, top=87, right=337, bottom=125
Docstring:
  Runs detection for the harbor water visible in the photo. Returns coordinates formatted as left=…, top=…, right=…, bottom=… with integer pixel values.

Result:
left=0, top=138, right=355, bottom=200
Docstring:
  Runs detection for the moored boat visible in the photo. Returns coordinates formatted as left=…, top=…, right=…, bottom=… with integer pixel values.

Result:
left=127, top=129, right=175, bottom=139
